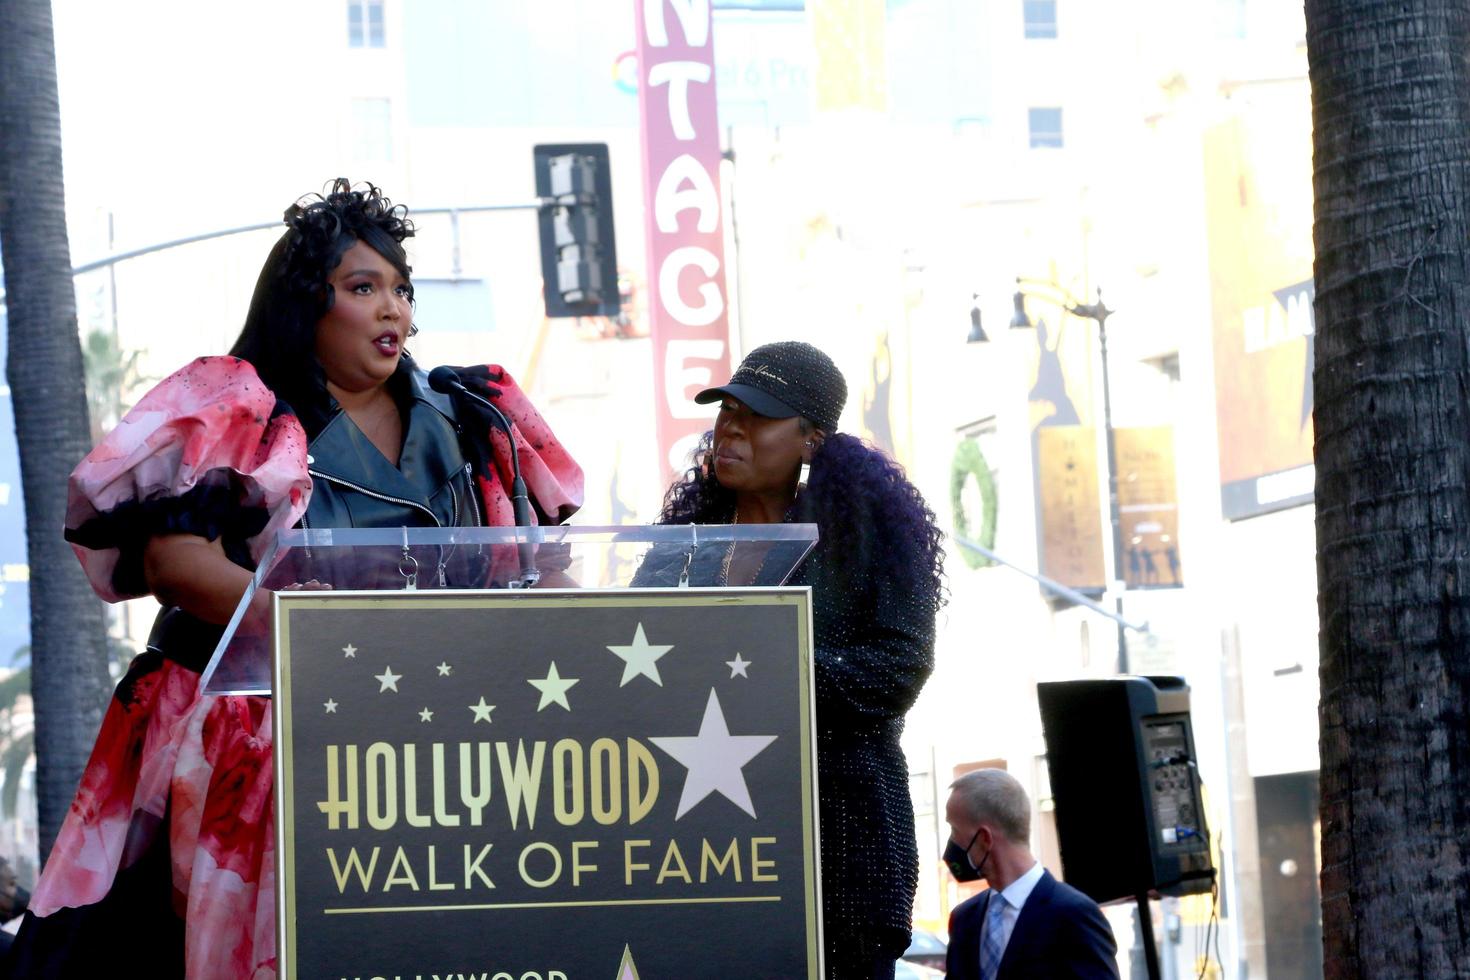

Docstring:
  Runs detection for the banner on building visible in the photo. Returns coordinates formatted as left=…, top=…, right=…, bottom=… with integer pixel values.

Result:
left=1205, top=111, right=1315, bottom=520
left=636, top=0, right=734, bottom=478
left=1116, top=426, right=1183, bottom=589
left=275, top=589, right=821, bottom=978
left=808, top=0, right=888, bottom=113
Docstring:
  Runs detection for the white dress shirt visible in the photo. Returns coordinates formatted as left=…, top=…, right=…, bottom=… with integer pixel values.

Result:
left=983, top=860, right=1046, bottom=967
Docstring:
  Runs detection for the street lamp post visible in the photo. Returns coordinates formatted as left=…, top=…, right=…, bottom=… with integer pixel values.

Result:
left=1010, top=278, right=1129, bottom=675
left=1007, top=278, right=1165, bottom=980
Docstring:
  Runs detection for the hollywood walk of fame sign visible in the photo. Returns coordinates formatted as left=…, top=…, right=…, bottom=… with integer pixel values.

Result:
left=274, top=589, right=821, bottom=979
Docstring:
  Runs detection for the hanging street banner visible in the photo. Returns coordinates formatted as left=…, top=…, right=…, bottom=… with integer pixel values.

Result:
left=274, top=589, right=820, bottom=979
left=1025, top=302, right=1106, bottom=594
left=1036, top=425, right=1107, bottom=593
left=1115, top=426, right=1184, bottom=589
left=635, top=0, right=735, bottom=479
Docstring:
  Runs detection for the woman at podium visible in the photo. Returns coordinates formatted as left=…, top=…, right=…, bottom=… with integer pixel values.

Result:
left=7, top=180, right=583, bottom=978
left=644, top=341, right=946, bottom=980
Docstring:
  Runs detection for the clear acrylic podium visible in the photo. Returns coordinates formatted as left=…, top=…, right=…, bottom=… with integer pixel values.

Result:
left=199, top=523, right=819, bottom=695
left=264, top=523, right=825, bottom=978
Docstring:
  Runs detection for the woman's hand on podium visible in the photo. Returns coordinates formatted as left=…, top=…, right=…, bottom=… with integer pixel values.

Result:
left=531, top=569, right=580, bottom=589
left=240, top=579, right=332, bottom=636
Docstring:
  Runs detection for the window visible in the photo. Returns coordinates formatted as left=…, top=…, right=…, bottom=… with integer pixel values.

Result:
left=1023, top=0, right=1057, bottom=39
left=351, top=98, right=393, bottom=162
left=1028, top=107, right=1063, bottom=148
left=347, top=0, right=385, bottom=48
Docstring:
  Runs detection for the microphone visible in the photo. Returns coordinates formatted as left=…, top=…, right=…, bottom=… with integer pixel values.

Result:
left=428, top=366, right=540, bottom=587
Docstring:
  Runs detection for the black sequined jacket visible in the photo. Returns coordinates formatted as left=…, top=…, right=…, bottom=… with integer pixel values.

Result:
left=635, top=513, right=936, bottom=956
left=791, top=539, right=935, bottom=953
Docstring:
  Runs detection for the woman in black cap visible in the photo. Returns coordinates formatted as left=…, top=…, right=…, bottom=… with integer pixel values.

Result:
left=648, top=340, right=946, bottom=979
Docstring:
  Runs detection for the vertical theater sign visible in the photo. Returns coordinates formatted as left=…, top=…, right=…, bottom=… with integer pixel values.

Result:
left=636, top=0, right=735, bottom=478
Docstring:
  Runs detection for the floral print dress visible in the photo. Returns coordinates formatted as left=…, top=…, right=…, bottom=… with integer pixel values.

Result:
left=10, top=356, right=582, bottom=980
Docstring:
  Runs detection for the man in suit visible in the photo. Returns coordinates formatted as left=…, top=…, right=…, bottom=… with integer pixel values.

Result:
left=943, top=769, right=1119, bottom=979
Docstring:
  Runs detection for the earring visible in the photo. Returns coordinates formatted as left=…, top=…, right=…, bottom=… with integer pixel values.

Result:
left=799, top=461, right=811, bottom=487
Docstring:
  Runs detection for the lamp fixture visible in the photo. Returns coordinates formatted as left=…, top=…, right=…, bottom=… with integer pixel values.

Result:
left=967, top=293, right=989, bottom=343
left=1010, top=289, right=1033, bottom=330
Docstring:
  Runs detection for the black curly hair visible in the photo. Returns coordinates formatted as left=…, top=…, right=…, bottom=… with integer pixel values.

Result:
left=229, top=179, right=416, bottom=437
left=657, top=429, right=946, bottom=613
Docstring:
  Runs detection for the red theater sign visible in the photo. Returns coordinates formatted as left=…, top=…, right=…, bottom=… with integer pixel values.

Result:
left=635, top=0, right=733, bottom=478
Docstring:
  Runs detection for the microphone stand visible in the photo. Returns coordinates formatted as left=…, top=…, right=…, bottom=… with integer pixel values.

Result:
left=429, top=368, right=540, bottom=588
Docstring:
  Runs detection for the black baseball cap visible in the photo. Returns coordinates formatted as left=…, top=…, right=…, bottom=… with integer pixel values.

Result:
left=695, top=341, right=847, bottom=433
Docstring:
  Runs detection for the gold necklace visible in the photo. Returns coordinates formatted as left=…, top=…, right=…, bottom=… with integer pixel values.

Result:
left=720, top=510, right=740, bottom=585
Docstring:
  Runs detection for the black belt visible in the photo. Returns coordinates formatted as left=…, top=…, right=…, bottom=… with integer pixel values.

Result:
left=144, top=607, right=224, bottom=674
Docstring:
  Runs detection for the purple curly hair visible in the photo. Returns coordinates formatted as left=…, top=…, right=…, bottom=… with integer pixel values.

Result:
left=657, top=430, right=946, bottom=610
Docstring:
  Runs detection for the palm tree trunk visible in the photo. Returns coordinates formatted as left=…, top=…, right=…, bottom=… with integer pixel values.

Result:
left=1306, top=0, right=1470, bottom=976
left=0, top=0, right=115, bottom=863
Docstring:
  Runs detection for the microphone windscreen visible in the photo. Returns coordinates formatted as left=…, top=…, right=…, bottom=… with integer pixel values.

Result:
left=427, top=365, right=461, bottom=394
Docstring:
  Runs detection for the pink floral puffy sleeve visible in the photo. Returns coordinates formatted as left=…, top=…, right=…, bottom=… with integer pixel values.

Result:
left=64, top=356, right=312, bottom=602
left=448, top=363, right=585, bottom=526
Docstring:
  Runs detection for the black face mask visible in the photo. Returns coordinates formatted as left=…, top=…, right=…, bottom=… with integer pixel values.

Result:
left=943, top=826, right=989, bottom=883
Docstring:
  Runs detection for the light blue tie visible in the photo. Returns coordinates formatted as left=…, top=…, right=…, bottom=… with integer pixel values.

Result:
left=979, top=891, right=1008, bottom=980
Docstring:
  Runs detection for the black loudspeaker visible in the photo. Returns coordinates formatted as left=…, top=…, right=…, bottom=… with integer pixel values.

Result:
left=1037, top=676, right=1215, bottom=904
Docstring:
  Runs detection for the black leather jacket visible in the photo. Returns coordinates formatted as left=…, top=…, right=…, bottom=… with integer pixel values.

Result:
left=302, top=370, right=480, bottom=532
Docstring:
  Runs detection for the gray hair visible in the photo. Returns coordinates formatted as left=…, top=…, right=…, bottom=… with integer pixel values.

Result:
left=949, top=768, right=1030, bottom=843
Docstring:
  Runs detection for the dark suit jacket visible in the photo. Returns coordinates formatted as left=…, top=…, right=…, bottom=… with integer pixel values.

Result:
left=946, top=869, right=1119, bottom=979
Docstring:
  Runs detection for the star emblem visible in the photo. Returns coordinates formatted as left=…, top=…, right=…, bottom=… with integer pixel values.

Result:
left=726, top=653, right=751, bottom=678
left=469, top=697, right=495, bottom=723
left=606, top=623, right=674, bottom=687
left=650, top=688, right=778, bottom=819
left=528, top=662, right=579, bottom=711
left=419, top=707, right=434, bottom=723
left=342, top=644, right=357, bottom=658
left=375, top=667, right=401, bottom=693
left=437, top=661, right=452, bottom=676
left=323, top=698, right=338, bottom=714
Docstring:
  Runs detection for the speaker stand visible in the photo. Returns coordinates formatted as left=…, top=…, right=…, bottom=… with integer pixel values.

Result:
left=1135, top=894, right=1162, bottom=980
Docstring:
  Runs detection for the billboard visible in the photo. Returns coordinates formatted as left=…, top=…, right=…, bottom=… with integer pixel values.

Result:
left=1205, top=111, right=1316, bottom=520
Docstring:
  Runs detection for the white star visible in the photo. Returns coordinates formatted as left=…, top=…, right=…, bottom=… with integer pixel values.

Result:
left=650, top=688, right=778, bottom=819
left=323, top=698, right=338, bottom=714
left=419, top=707, right=434, bottom=723
left=606, top=623, right=674, bottom=687
left=342, top=644, right=357, bottom=658
left=469, top=697, right=496, bottom=723
left=726, top=653, right=751, bottom=678
left=375, top=666, right=401, bottom=693
left=436, top=661, right=452, bottom=676
left=528, top=662, right=579, bottom=711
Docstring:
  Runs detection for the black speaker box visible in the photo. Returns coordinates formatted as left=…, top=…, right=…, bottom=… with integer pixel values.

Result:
left=1037, top=676, right=1215, bottom=904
